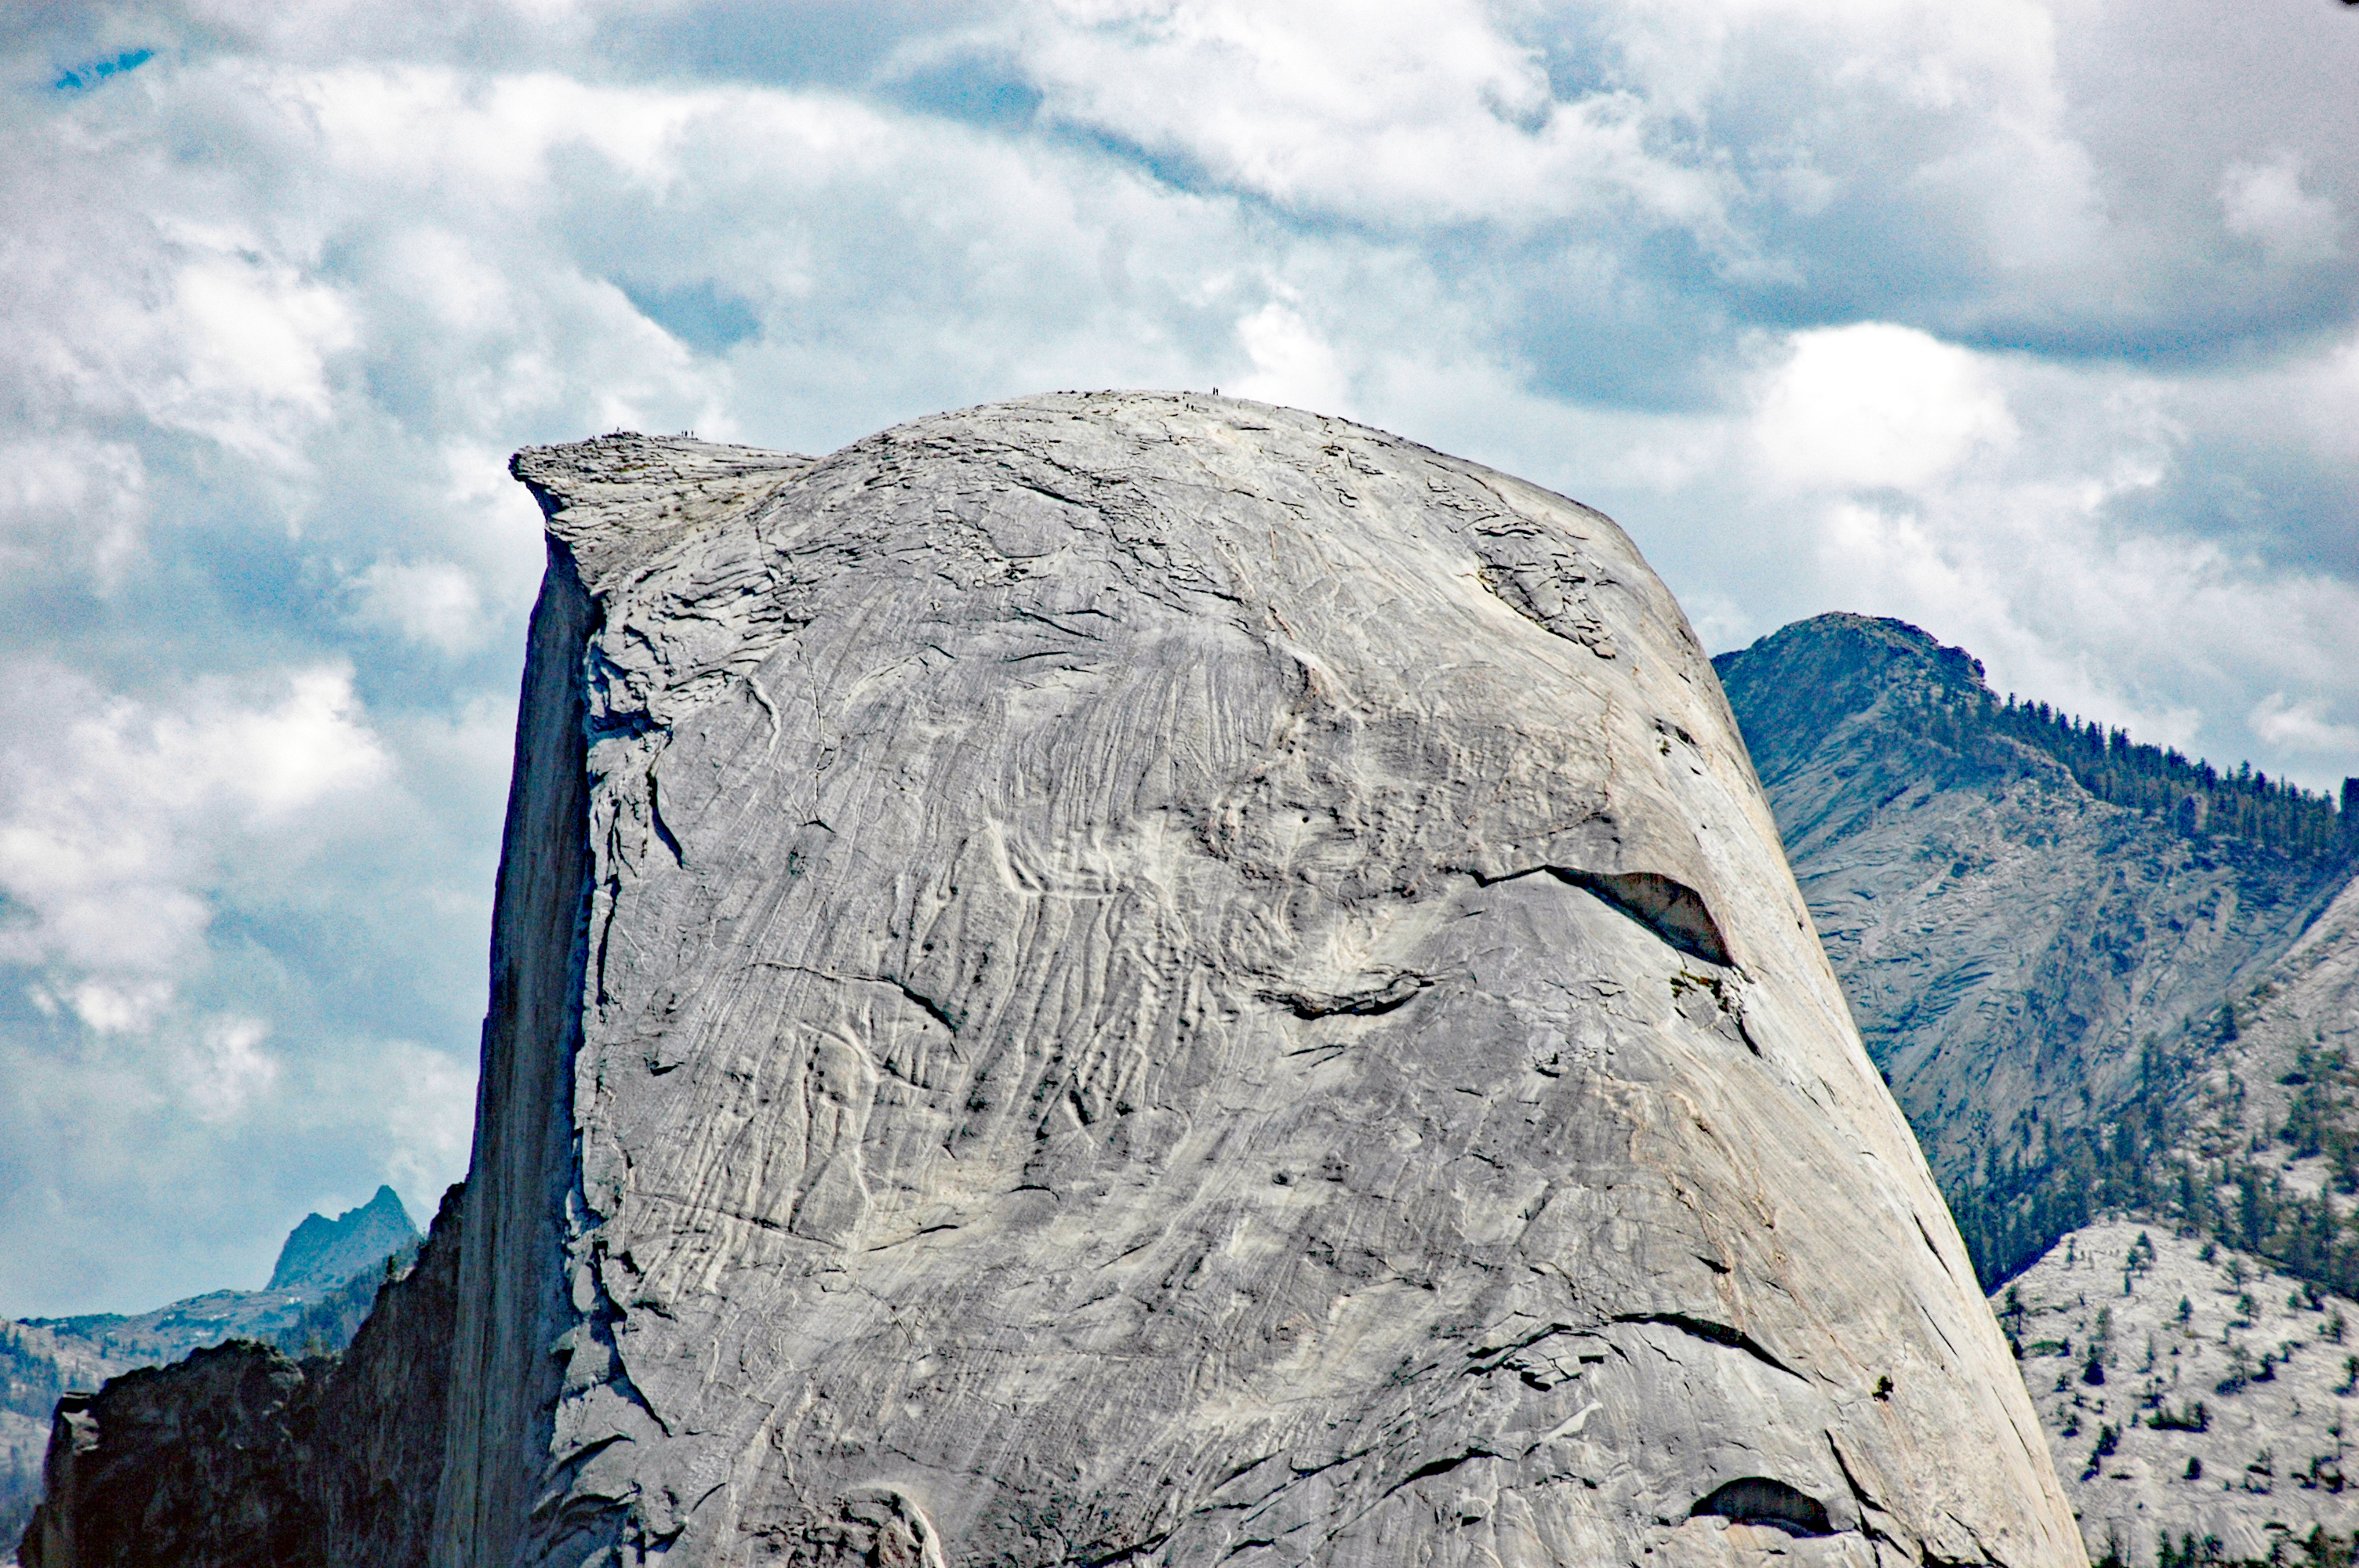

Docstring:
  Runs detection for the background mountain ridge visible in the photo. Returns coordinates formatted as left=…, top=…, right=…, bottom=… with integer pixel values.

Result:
left=1, top=1190, right=420, bottom=1549
left=1719, top=612, right=2358, bottom=1292
left=1720, top=610, right=2359, bottom=1563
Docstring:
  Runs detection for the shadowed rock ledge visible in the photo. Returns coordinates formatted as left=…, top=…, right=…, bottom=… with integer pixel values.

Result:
left=26, top=392, right=2081, bottom=1567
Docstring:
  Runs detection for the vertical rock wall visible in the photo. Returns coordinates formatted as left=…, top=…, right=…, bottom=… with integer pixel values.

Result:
left=430, top=542, right=597, bottom=1568
left=434, top=438, right=822, bottom=1567
left=452, top=394, right=2083, bottom=1567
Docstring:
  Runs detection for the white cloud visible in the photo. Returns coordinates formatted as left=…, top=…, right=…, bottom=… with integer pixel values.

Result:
left=0, top=435, right=150, bottom=588
left=1728, top=336, right=2359, bottom=776
left=176, top=1016, right=280, bottom=1123
left=1230, top=301, right=1349, bottom=413
left=1756, top=323, right=2017, bottom=491
left=375, top=1040, right=476, bottom=1212
left=2252, top=693, right=2359, bottom=758
left=1, top=0, right=2354, bottom=1312
left=354, top=559, right=489, bottom=653
left=0, top=664, right=388, bottom=978
left=64, top=980, right=177, bottom=1036
left=208, top=667, right=392, bottom=816
left=1012, top=0, right=1736, bottom=238
left=0, top=652, right=491, bottom=1310
left=2221, top=152, right=2343, bottom=267
left=161, top=253, right=358, bottom=460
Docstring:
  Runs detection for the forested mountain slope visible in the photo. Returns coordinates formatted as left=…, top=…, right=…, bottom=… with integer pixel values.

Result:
left=1994, top=1221, right=2359, bottom=1566
left=1989, top=885, right=2359, bottom=1566
left=1717, top=614, right=2357, bottom=1284
left=2158, top=872, right=2359, bottom=1289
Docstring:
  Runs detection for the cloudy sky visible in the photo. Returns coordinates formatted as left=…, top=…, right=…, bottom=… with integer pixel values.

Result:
left=2, top=0, right=2354, bottom=1316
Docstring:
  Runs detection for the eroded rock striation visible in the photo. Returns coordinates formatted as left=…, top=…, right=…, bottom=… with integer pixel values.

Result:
left=436, top=394, right=2077, bottom=1566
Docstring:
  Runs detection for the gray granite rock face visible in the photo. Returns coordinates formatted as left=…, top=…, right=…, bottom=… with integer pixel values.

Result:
left=438, top=394, right=2079, bottom=1567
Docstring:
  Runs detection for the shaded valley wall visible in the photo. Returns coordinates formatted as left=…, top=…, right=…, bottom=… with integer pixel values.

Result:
left=431, top=539, right=599, bottom=1567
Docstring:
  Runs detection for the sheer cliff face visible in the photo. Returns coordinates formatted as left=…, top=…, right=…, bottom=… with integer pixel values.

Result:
left=450, top=394, right=2078, bottom=1567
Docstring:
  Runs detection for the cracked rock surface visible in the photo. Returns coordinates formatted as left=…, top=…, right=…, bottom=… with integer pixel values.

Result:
left=439, top=394, right=2078, bottom=1567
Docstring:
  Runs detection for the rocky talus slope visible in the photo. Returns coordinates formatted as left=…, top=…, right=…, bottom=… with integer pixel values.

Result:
left=1716, top=615, right=2356, bottom=1282
left=1994, top=1221, right=2359, bottom=1566
left=24, top=395, right=2080, bottom=1566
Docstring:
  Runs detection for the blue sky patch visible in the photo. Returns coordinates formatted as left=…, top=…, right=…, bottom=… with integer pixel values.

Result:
left=54, top=49, right=154, bottom=92
left=620, top=278, right=764, bottom=356
left=880, top=53, right=1044, bottom=132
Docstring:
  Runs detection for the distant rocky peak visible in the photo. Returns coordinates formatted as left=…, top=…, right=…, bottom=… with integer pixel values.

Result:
left=1710, top=613, right=1986, bottom=784
left=266, top=1185, right=417, bottom=1293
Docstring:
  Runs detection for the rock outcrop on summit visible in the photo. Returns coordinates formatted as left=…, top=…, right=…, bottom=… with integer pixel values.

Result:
left=435, top=394, right=2076, bottom=1566
left=24, top=394, right=2081, bottom=1567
